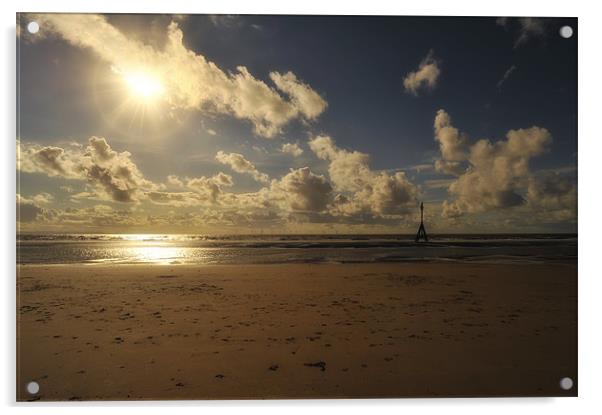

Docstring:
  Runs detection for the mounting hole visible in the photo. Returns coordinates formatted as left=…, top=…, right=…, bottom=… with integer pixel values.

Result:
left=559, top=25, right=573, bottom=39
left=27, top=21, right=39, bottom=34
left=559, top=377, right=574, bottom=390
left=26, top=381, right=40, bottom=395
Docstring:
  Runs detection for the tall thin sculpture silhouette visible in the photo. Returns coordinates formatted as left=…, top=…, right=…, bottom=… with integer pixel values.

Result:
left=415, top=202, right=428, bottom=242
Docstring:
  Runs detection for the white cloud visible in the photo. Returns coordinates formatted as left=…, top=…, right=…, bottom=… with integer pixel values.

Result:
left=280, top=142, right=304, bottom=157
left=166, top=174, right=185, bottom=188
left=433, top=109, right=467, bottom=175
left=270, top=71, right=327, bottom=120
left=309, top=135, right=373, bottom=192
left=514, top=18, right=545, bottom=48
left=434, top=110, right=553, bottom=216
left=33, top=14, right=327, bottom=138
left=208, top=15, right=241, bottom=28
left=215, top=151, right=269, bottom=183
left=186, top=172, right=234, bottom=200
left=403, top=50, right=441, bottom=96
left=18, top=137, right=158, bottom=203
left=157, top=172, right=234, bottom=205
left=497, top=65, right=517, bottom=90
left=309, top=135, right=419, bottom=217
left=496, top=17, right=546, bottom=48
left=32, top=192, right=54, bottom=205
left=18, top=141, right=82, bottom=179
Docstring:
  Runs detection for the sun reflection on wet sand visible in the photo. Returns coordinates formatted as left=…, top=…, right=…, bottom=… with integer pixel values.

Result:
left=128, top=245, right=185, bottom=264
left=85, top=241, right=193, bottom=265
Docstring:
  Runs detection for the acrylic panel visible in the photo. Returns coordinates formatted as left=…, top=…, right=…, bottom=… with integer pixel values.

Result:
left=16, top=14, right=577, bottom=401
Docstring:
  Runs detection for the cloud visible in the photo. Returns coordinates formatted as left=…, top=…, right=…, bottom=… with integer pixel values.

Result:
left=272, top=167, right=333, bottom=212
left=433, top=109, right=468, bottom=175
left=526, top=171, right=576, bottom=221
left=215, top=151, right=269, bottom=183
left=309, top=135, right=419, bottom=217
left=514, top=18, right=545, bottom=48
left=17, top=134, right=420, bottom=229
left=281, top=142, right=304, bottom=157
left=496, top=17, right=508, bottom=27
left=362, top=172, right=419, bottom=216
left=408, top=163, right=434, bottom=173
left=309, top=135, right=372, bottom=192
left=270, top=72, right=328, bottom=120
left=433, top=110, right=553, bottom=216
left=403, top=50, right=441, bottom=96
left=157, top=172, right=234, bottom=205
left=17, top=196, right=145, bottom=229
left=186, top=172, right=234, bottom=200
left=208, top=15, right=241, bottom=28
left=52, top=205, right=141, bottom=228
left=18, top=137, right=158, bottom=203
left=166, top=174, right=185, bottom=188
left=82, top=136, right=158, bottom=202
left=32, top=192, right=54, bottom=204
left=17, top=194, right=50, bottom=223
left=19, top=136, right=261, bottom=213
left=33, top=14, right=327, bottom=138
left=497, top=65, right=517, bottom=90
left=496, top=17, right=546, bottom=48
left=17, top=141, right=82, bottom=179
left=425, top=179, right=455, bottom=189
left=145, top=191, right=204, bottom=207
left=441, top=200, right=463, bottom=219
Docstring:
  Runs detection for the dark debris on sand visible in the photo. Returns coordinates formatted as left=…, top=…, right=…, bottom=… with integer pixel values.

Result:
left=304, top=361, right=326, bottom=371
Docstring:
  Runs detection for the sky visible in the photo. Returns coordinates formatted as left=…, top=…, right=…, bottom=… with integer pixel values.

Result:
left=16, top=14, right=577, bottom=234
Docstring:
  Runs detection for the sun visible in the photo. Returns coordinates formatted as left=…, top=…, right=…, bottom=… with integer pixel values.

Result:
left=99, top=66, right=171, bottom=135
left=122, top=71, right=165, bottom=100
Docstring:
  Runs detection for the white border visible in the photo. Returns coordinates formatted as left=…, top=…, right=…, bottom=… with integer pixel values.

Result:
left=2, top=1, right=601, bottom=414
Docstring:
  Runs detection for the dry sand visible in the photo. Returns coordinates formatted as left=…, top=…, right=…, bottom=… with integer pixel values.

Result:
left=17, top=262, right=577, bottom=400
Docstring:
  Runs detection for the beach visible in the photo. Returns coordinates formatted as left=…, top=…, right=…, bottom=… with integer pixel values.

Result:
left=17, top=262, right=577, bottom=400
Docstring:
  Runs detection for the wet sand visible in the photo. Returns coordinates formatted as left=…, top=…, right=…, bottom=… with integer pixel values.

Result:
left=17, top=263, right=577, bottom=400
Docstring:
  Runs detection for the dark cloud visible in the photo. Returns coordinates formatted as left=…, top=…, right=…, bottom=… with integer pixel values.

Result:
left=275, top=167, right=333, bottom=213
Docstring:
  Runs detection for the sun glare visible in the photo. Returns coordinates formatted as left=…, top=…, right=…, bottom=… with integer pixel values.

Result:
left=123, top=71, right=165, bottom=100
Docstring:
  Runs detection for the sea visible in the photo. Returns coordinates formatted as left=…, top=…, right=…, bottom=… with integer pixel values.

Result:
left=16, top=234, right=578, bottom=266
